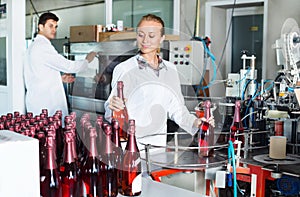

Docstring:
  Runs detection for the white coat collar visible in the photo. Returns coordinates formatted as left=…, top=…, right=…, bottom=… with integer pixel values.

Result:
left=35, top=34, right=52, bottom=45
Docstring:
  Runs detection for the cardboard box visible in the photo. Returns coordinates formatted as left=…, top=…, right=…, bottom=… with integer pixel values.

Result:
left=98, top=31, right=180, bottom=42
left=70, top=25, right=180, bottom=42
left=0, top=130, right=40, bottom=197
left=98, top=31, right=135, bottom=41
left=70, top=25, right=103, bottom=43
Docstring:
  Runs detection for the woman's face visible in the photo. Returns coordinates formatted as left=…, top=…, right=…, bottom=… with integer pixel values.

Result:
left=137, top=20, right=165, bottom=54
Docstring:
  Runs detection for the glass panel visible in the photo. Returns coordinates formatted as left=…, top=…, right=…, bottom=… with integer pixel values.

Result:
left=112, top=0, right=173, bottom=34
left=0, top=37, right=6, bottom=86
left=231, top=14, right=263, bottom=81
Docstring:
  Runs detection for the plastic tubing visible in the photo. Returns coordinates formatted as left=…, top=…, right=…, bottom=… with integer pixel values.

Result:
left=228, top=140, right=237, bottom=197
left=193, top=37, right=217, bottom=91
left=200, top=39, right=217, bottom=90
left=235, top=66, right=251, bottom=84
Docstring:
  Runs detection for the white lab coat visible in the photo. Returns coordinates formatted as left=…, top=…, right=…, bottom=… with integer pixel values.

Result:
left=24, top=34, right=88, bottom=118
left=104, top=56, right=197, bottom=150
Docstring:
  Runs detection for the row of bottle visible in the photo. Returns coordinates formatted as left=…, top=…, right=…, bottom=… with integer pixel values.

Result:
left=197, top=100, right=244, bottom=157
left=0, top=109, right=142, bottom=197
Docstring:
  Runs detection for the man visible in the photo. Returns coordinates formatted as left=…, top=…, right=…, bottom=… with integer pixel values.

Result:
left=24, top=12, right=96, bottom=118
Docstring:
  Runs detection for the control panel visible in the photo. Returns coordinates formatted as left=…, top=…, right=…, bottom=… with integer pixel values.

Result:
left=169, top=41, right=204, bottom=85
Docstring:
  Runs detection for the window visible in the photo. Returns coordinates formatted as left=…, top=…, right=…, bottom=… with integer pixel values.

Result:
left=0, top=37, right=6, bottom=86
left=112, top=0, right=174, bottom=34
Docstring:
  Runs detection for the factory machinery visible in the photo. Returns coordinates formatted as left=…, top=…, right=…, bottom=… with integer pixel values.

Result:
left=140, top=18, right=300, bottom=197
left=65, top=18, right=300, bottom=197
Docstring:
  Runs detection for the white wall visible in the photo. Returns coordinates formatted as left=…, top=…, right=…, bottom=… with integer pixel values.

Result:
left=0, top=0, right=26, bottom=115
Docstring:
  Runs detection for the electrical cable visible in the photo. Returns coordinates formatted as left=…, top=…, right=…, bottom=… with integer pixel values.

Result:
left=217, top=0, right=237, bottom=71
left=29, top=0, right=39, bottom=18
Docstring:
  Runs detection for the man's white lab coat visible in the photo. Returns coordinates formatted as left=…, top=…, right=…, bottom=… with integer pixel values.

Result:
left=24, top=34, right=88, bottom=118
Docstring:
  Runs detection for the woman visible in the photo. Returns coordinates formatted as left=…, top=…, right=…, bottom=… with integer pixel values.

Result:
left=104, top=14, right=213, bottom=149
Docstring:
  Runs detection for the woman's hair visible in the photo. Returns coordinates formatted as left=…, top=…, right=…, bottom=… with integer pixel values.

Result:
left=137, top=14, right=165, bottom=36
left=38, top=12, right=59, bottom=26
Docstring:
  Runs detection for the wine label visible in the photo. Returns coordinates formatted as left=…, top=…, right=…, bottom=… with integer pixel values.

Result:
left=132, top=173, right=142, bottom=194
left=40, top=176, right=46, bottom=182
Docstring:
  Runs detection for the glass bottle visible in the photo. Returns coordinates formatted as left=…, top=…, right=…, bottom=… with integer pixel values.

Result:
left=40, top=135, right=62, bottom=197
left=0, top=122, right=4, bottom=130
left=81, top=121, right=93, bottom=164
left=27, top=125, right=36, bottom=138
left=79, top=117, right=88, bottom=159
left=121, top=119, right=142, bottom=196
left=228, top=100, right=244, bottom=149
left=54, top=118, right=64, bottom=164
left=37, top=131, right=46, bottom=170
left=112, top=118, right=123, bottom=189
left=112, top=81, right=129, bottom=141
left=81, top=127, right=102, bottom=196
left=198, top=100, right=214, bottom=157
left=26, top=112, right=33, bottom=119
left=42, top=108, right=49, bottom=118
left=13, top=111, right=20, bottom=118
left=60, top=131, right=80, bottom=197
left=95, top=115, right=105, bottom=155
left=100, top=125, right=118, bottom=197
left=7, top=112, right=13, bottom=120
left=70, top=128, right=84, bottom=197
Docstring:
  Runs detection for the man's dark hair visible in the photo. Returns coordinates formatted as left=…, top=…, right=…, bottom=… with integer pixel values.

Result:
left=38, top=12, right=59, bottom=26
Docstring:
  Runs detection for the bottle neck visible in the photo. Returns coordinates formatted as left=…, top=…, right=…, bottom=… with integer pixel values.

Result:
left=105, top=134, right=113, bottom=154
left=204, top=100, right=211, bottom=119
left=96, top=122, right=104, bottom=139
left=233, top=104, right=241, bottom=123
left=69, top=129, right=78, bottom=160
left=45, top=148, right=57, bottom=170
left=89, top=136, right=98, bottom=157
left=64, top=141, right=74, bottom=163
left=117, top=82, right=125, bottom=101
left=204, top=107, right=211, bottom=119
left=126, top=133, right=139, bottom=152
left=72, top=140, right=78, bottom=160
left=113, top=128, right=121, bottom=148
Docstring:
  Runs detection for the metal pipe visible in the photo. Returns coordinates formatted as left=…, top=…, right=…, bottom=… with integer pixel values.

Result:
left=145, top=144, right=151, bottom=175
left=194, top=0, right=201, bottom=37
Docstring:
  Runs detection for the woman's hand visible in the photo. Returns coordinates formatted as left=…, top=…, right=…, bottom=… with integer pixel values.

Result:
left=61, top=73, right=75, bottom=83
left=193, top=116, right=215, bottom=128
left=109, top=96, right=126, bottom=112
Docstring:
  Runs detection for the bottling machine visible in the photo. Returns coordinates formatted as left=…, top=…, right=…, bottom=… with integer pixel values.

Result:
left=62, top=18, right=300, bottom=196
